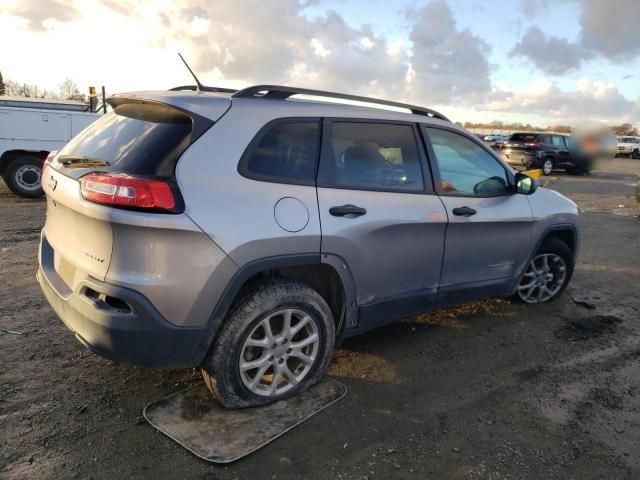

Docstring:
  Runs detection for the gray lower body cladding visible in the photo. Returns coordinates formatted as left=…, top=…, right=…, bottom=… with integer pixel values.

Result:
left=38, top=234, right=212, bottom=369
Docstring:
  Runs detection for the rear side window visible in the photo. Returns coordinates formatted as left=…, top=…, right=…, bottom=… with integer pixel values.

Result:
left=241, top=120, right=320, bottom=184
left=509, top=133, right=539, bottom=143
left=58, top=103, right=193, bottom=177
left=327, top=122, right=424, bottom=192
left=552, top=136, right=566, bottom=147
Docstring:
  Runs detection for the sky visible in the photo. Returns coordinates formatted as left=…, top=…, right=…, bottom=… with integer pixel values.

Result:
left=0, top=0, right=639, bottom=128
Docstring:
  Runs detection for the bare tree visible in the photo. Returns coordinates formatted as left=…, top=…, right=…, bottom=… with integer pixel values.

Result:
left=58, top=78, right=86, bottom=102
left=612, top=123, right=638, bottom=136
left=0, top=71, right=5, bottom=96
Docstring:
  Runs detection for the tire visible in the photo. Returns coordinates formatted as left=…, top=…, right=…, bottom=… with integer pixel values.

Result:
left=515, top=238, right=574, bottom=304
left=632, top=149, right=640, bottom=160
left=4, top=156, right=45, bottom=198
left=542, top=157, right=554, bottom=176
left=201, top=280, right=335, bottom=409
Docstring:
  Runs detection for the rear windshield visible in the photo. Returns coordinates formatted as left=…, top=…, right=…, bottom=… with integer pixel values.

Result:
left=509, top=133, right=539, bottom=142
left=57, top=103, right=193, bottom=176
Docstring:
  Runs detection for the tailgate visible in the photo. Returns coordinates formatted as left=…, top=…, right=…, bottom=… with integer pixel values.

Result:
left=42, top=165, right=113, bottom=286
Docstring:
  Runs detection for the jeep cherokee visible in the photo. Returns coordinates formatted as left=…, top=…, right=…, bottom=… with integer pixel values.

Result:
left=37, top=85, right=579, bottom=408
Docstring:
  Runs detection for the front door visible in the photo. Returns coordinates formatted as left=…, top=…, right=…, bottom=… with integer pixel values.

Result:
left=422, top=126, right=534, bottom=304
left=317, top=120, right=447, bottom=327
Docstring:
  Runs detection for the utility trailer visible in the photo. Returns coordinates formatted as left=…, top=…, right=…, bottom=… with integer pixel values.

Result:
left=0, top=96, right=102, bottom=197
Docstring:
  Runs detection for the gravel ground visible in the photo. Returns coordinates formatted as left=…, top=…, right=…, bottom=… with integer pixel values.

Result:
left=1, top=158, right=639, bottom=479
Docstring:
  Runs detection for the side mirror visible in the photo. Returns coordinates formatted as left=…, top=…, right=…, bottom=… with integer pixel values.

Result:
left=514, top=172, right=538, bottom=195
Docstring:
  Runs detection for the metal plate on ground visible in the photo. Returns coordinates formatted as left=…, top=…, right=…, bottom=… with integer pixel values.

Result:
left=143, top=378, right=347, bottom=463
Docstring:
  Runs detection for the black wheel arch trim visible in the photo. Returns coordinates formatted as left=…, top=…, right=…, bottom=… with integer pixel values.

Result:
left=194, top=253, right=358, bottom=365
left=510, top=223, right=578, bottom=295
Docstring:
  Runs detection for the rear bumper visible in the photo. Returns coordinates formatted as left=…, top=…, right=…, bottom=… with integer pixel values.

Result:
left=37, top=239, right=210, bottom=369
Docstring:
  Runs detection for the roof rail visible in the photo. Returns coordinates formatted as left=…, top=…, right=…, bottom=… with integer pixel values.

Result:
left=231, top=85, right=450, bottom=122
left=169, top=85, right=238, bottom=94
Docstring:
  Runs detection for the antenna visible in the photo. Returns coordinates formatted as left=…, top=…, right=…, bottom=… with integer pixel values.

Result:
left=178, top=53, right=204, bottom=92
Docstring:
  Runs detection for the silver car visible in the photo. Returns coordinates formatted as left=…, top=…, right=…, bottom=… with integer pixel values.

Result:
left=37, top=85, right=579, bottom=408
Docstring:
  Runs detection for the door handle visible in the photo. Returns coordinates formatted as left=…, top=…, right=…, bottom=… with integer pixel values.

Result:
left=329, top=204, right=367, bottom=218
left=452, top=206, right=477, bottom=217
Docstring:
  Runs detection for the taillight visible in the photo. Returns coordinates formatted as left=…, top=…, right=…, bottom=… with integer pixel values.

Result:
left=80, top=173, right=176, bottom=212
left=524, top=142, right=540, bottom=148
left=44, top=151, right=58, bottom=164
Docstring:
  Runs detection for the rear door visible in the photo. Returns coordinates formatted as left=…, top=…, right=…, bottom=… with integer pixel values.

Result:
left=422, top=126, right=534, bottom=304
left=317, top=120, right=447, bottom=326
left=551, top=135, right=570, bottom=166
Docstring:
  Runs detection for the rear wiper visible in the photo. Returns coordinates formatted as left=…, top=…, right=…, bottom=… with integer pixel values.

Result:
left=58, top=155, right=111, bottom=168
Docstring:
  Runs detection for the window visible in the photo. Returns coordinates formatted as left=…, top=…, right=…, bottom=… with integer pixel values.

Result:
left=425, top=128, right=509, bottom=196
left=509, top=133, right=538, bottom=143
left=243, top=121, right=320, bottom=182
left=328, top=122, right=424, bottom=191
left=58, top=103, right=193, bottom=177
left=552, top=136, right=566, bottom=148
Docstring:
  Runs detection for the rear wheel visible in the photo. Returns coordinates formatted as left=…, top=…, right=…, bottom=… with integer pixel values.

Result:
left=201, top=280, right=335, bottom=409
left=542, top=157, right=554, bottom=176
left=4, top=156, right=44, bottom=198
left=516, top=238, right=574, bottom=303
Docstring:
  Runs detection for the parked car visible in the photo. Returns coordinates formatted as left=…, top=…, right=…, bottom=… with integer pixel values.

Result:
left=0, top=96, right=102, bottom=197
left=493, top=132, right=589, bottom=175
left=483, top=134, right=501, bottom=142
left=37, top=85, right=579, bottom=408
left=615, top=136, right=640, bottom=158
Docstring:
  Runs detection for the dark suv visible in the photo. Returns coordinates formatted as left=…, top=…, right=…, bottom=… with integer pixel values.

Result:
left=493, top=132, right=585, bottom=175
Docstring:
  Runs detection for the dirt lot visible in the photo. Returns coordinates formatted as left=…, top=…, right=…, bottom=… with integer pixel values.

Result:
left=1, top=159, right=639, bottom=479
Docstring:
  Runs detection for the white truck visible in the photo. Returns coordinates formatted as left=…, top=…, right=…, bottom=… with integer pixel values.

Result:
left=615, top=136, right=640, bottom=159
left=0, top=96, right=102, bottom=197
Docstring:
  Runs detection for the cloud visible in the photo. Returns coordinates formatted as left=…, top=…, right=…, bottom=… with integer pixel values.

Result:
left=2, top=0, right=80, bottom=30
left=510, top=27, right=593, bottom=75
left=407, top=0, right=492, bottom=103
left=91, top=0, right=491, bottom=104
left=488, top=79, right=636, bottom=123
left=519, top=0, right=551, bottom=16
left=579, top=0, right=640, bottom=60
left=132, top=0, right=410, bottom=97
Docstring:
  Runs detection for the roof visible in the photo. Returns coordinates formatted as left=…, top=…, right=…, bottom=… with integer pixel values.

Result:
left=0, top=95, right=89, bottom=112
left=115, top=85, right=453, bottom=128
left=166, top=84, right=450, bottom=122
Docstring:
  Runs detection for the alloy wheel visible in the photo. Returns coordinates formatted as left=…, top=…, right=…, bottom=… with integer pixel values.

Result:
left=239, top=308, right=319, bottom=397
left=517, top=253, right=567, bottom=303
left=543, top=159, right=553, bottom=175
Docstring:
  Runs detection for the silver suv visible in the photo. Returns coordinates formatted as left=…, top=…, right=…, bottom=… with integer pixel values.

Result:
left=37, top=85, right=579, bottom=408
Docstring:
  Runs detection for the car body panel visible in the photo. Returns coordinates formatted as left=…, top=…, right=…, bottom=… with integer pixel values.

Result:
left=437, top=194, right=534, bottom=286
left=317, top=187, right=448, bottom=306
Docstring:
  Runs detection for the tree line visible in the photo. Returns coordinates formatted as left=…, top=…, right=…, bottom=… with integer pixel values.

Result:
left=462, top=120, right=637, bottom=136
left=0, top=70, right=87, bottom=102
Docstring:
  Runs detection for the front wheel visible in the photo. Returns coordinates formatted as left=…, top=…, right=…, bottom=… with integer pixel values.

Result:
left=632, top=149, right=640, bottom=159
left=516, top=238, right=574, bottom=303
left=4, top=156, right=45, bottom=198
left=201, top=280, right=335, bottom=409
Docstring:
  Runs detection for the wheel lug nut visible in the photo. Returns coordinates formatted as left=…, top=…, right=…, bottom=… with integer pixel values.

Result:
left=286, top=348, right=292, bottom=354
left=278, top=358, right=284, bottom=364
left=269, top=355, right=274, bottom=361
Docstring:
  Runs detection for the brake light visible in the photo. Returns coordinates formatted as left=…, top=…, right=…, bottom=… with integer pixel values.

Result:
left=80, top=173, right=176, bottom=211
left=524, top=142, right=539, bottom=148
left=44, top=151, right=58, bottom=164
